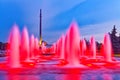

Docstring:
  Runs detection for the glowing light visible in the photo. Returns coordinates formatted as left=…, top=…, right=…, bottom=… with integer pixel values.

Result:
left=87, top=64, right=92, bottom=67
left=39, top=37, right=42, bottom=46
left=29, top=63, right=34, bottom=66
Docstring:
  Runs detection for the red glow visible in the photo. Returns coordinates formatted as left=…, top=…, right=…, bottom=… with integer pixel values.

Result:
left=35, top=59, right=40, bottom=63
left=87, top=64, right=92, bottom=67
left=21, top=62, right=36, bottom=67
left=62, top=69, right=81, bottom=80
left=29, top=63, right=34, bottom=66
left=57, top=59, right=68, bottom=66
left=0, top=63, right=7, bottom=69
left=8, top=72, right=39, bottom=80
left=2, top=21, right=117, bottom=72
left=103, top=62, right=117, bottom=67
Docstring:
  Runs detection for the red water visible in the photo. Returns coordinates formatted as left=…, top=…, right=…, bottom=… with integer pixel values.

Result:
left=63, top=22, right=87, bottom=67
left=30, top=34, right=35, bottom=59
left=80, top=39, right=87, bottom=57
left=5, top=21, right=114, bottom=69
left=59, top=34, right=65, bottom=59
left=8, top=24, right=21, bottom=68
left=103, top=34, right=112, bottom=62
left=20, top=27, right=30, bottom=62
left=90, top=36, right=96, bottom=59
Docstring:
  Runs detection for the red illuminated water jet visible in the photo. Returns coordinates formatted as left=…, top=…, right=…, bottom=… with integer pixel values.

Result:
left=1, top=21, right=120, bottom=70
left=63, top=22, right=87, bottom=68
left=103, top=33, right=113, bottom=62
left=90, top=36, right=96, bottom=59
left=30, top=34, right=35, bottom=59
left=80, top=39, right=87, bottom=57
left=8, top=24, right=21, bottom=68
left=20, top=27, right=31, bottom=62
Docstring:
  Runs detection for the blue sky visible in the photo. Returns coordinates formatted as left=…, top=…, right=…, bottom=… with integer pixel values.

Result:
left=0, top=0, right=120, bottom=43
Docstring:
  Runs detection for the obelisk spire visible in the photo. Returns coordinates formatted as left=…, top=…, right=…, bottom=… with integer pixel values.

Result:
left=39, top=9, right=42, bottom=46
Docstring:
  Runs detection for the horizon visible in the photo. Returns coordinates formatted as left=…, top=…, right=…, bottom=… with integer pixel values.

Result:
left=0, top=0, right=120, bottom=43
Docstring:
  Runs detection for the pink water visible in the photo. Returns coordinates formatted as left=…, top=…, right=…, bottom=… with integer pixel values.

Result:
left=80, top=39, right=87, bottom=57
left=103, top=33, right=112, bottom=62
left=30, top=34, right=35, bottom=59
left=64, top=22, right=87, bottom=67
left=90, top=36, right=96, bottom=59
left=8, top=24, right=21, bottom=68
left=5, top=21, right=114, bottom=68
left=21, top=27, right=30, bottom=62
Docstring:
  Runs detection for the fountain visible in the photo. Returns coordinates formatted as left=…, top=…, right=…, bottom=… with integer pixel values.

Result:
left=55, top=39, right=61, bottom=58
left=8, top=24, right=21, bottom=68
left=1, top=21, right=120, bottom=80
left=51, top=43, right=56, bottom=53
left=1, top=7, right=120, bottom=80
left=103, top=33, right=113, bottom=62
left=20, top=27, right=31, bottom=62
left=80, top=39, right=87, bottom=57
left=64, top=30, right=70, bottom=65
left=64, top=22, right=87, bottom=68
left=30, top=35, right=35, bottom=59
left=1, top=21, right=118, bottom=69
left=90, top=36, right=96, bottom=59
left=59, top=34, right=65, bottom=60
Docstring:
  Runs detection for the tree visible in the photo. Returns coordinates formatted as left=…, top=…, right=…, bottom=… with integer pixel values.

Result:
left=111, top=25, right=117, bottom=36
left=0, top=42, right=3, bottom=50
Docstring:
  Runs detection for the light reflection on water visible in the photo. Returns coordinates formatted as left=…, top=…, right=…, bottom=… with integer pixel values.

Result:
left=1, top=57, right=120, bottom=80
left=7, top=74, right=40, bottom=80
left=0, top=68, right=120, bottom=80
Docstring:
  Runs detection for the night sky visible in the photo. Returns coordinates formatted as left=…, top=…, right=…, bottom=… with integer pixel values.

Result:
left=0, top=0, right=120, bottom=43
